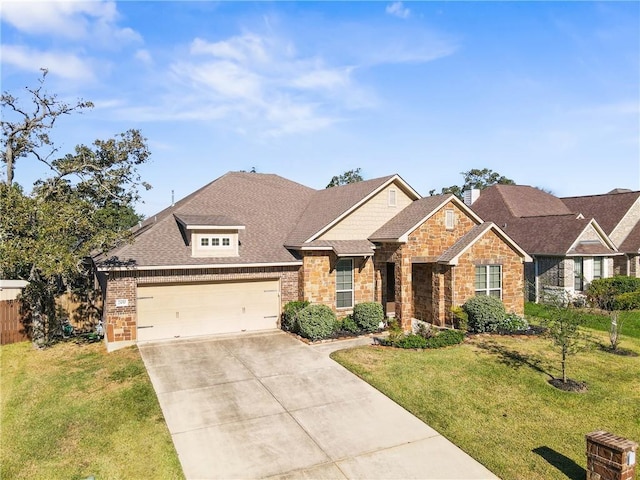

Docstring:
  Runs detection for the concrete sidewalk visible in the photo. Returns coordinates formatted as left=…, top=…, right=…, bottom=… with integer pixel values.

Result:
left=140, top=331, right=498, bottom=479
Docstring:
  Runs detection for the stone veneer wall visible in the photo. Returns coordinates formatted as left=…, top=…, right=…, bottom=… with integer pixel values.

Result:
left=103, top=265, right=300, bottom=344
left=455, top=229, right=525, bottom=317
left=301, top=251, right=374, bottom=316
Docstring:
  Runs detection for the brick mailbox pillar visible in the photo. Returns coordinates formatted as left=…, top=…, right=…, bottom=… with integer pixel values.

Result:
left=586, top=431, right=637, bottom=480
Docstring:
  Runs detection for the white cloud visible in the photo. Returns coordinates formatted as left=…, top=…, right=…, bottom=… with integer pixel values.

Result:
left=0, top=0, right=141, bottom=46
left=386, top=2, right=411, bottom=19
left=1, top=44, right=94, bottom=81
left=135, top=49, right=153, bottom=65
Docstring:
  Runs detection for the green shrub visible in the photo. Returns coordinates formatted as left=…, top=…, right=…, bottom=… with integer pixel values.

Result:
left=613, top=291, right=640, bottom=311
left=451, top=306, right=468, bottom=332
left=463, top=295, right=506, bottom=333
left=282, top=301, right=309, bottom=332
left=424, top=329, right=465, bottom=348
left=394, top=334, right=428, bottom=349
left=586, top=276, right=640, bottom=310
left=497, top=313, right=529, bottom=333
left=339, top=315, right=360, bottom=334
left=387, top=318, right=403, bottom=344
left=296, top=304, right=337, bottom=340
left=353, top=302, right=384, bottom=332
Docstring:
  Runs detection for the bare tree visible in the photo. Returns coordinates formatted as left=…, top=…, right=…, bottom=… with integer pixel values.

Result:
left=1, top=69, right=93, bottom=185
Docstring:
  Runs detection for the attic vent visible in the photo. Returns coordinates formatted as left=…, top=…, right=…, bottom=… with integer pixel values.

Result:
left=388, top=189, right=397, bottom=207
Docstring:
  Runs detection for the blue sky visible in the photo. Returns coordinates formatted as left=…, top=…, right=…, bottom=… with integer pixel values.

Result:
left=1, top=1, right=639, bottom=217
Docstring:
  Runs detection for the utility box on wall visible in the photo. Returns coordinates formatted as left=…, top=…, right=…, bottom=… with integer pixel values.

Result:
left=586, top=431, right=637, bottom=480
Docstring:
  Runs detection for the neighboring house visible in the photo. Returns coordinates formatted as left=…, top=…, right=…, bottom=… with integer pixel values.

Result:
left=95, top=172, right=530, bottom=351
left=561, top=190, right=640, bottom=278
left=469, top=185, right=619, bottom=302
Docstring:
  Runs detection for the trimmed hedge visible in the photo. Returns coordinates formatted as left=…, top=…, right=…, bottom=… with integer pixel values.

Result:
left=586, top=276, right=640, bottom=310
left=497, top=313, right=529, bottom=333
left=296, top=304, right=337, bottom=340
left=613, top=291, right=640, bottom=311
left=282, top=301, right=309, bottom=332
left=383, top=329, right=465, bottom=349
left=339, top=315, right=360, bottom=334
left=353, top=302, right=384, bottom=332
left=463, top=295, right=506, bottom=333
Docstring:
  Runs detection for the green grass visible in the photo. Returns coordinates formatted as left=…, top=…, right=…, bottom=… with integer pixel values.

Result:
left=525, top=302, right=640, bottom=340
left=331, top=329, right=640, bottom=480
left=1, top=340, right=184, bottom=480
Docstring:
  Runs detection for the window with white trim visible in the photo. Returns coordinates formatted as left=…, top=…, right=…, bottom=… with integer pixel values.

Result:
left=445, top=209, right=455, bottom=230
left=198, top=235, right=232, bottom=249
left=336, top=258, right=354, bottom=309
left=593, top=257, right=603, bottom=280
left=475, top=265, right=502, bottom=298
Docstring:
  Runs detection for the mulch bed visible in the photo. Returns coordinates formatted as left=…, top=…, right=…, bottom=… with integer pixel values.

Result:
left=548, top=378, right=588, bottom=393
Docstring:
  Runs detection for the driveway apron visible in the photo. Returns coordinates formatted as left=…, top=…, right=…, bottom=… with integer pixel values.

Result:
left=140, top=331, right=497, bottom=480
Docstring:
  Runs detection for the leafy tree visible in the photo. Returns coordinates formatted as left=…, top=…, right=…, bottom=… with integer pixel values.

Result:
left=0, top=74, right=150, bottom=344
left=540, top=292, right=590, bottom=384
left=1, top=69, right=93, bottom=185
left=429, top=168, right=514, bottom=198
left=326, top=168, right=363, bottom=188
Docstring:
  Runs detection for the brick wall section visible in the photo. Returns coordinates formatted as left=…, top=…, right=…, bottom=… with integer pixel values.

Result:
left=455, top=229, right=525, bottom=316
left=301, top=252, right=374, bottom=316
left=104, top=276, right=137, bottom=343
left=614, top=254, right=640, bottom=277
left=586, top=431, right=637, bottom=480
left=412, top=264, right=432, bottom=322
left=104, top=265, right=300, bottom=342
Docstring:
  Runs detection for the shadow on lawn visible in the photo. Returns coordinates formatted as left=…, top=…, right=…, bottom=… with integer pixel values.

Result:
left=476, top=341, right=554, bottom=379
left=533, top=446, right=586, bottom=480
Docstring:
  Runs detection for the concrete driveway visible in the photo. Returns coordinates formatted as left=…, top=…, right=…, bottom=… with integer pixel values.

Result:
left=140, top=331, right=497, bottom=480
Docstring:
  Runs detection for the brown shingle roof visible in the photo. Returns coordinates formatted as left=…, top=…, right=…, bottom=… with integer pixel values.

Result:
left=562, top=191, right=640, bottom=235
left=472, top=184, right=571, bottom=223
left=174, top=214, right=244, bottom=227
left=289, top=239, right=375, bottom=256
left=498, top=215, right=614, bottom=255
left=437, top=223, right=493, bottom=263
left=370, top=195, right=456, bottom=240
left=97, top=172, right=316, bottom=267
left=285, top=175, right=399, bottom=245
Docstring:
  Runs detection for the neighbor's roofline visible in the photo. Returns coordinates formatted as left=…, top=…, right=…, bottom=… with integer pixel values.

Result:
left=566, top=219, right=618, bottom=254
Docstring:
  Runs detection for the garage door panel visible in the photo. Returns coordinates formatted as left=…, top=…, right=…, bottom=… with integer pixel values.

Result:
left=137, top=280, right=280, bottom=341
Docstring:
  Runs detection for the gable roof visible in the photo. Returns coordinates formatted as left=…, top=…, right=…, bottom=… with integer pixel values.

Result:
left=369, top=194, right=483, bottom=242
left=436, top=222, right=532, bottom=264
left=96, top=172, right=316, bottom=268
left=285, top=174, right=420, bottom=245
left=562, top=190, right=640, bottom=235
left=496, top=215, right=616, bottom=256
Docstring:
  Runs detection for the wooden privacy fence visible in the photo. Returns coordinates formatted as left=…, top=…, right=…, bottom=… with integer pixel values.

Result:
left=0, top=300, right=29, bottom=345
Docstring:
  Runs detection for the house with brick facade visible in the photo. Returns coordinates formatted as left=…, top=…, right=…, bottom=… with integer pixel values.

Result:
left=469, top=185, right=620, bottom=302
left=95, top=172, right=530, bottom=351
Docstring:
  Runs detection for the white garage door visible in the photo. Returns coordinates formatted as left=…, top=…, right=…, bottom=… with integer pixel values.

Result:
left=136, top=280, right=280, bottom=341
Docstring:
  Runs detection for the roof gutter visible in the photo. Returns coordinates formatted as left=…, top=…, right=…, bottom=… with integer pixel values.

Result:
left=96, top=261, right=303, bottom=272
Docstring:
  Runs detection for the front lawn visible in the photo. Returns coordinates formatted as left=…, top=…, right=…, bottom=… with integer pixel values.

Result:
left=1, top=340, right=184, bottom=480
left=525, top=302, right=640, bottom=340
left=331, top=329, right=640, bottom=480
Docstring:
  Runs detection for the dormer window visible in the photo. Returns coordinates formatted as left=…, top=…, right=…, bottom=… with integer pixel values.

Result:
left=174, top=214, right=245, bottom=258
